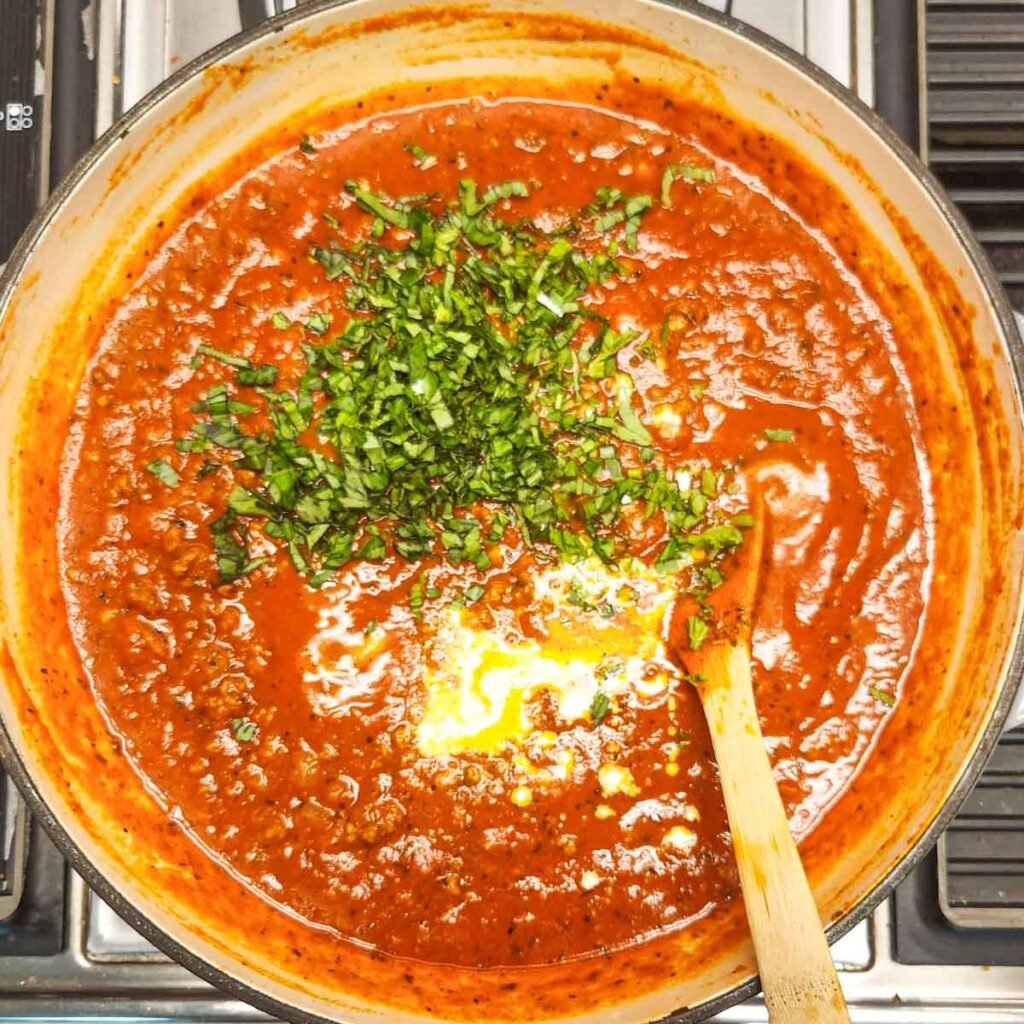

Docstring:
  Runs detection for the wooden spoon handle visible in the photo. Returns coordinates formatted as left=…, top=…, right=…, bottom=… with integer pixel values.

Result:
left=701, top=642, right=850, bottom=1024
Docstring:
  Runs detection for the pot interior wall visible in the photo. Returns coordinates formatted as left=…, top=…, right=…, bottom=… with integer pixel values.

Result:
left=0, top=1, right=1020, bottom=1021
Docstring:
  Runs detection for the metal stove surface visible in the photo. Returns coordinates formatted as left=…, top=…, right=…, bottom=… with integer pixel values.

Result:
left=1, top=0, right=1023, bottom=1021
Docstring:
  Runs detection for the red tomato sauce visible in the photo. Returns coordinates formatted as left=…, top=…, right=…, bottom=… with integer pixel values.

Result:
left=59, top=96, right=929, bottom=969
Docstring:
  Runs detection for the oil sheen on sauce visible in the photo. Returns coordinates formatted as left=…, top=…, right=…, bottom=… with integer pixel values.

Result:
left=59, top=97, right=930, bottom=969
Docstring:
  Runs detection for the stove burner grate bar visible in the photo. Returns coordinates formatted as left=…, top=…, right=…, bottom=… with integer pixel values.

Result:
left=926, top=0, right=1024, bottom=310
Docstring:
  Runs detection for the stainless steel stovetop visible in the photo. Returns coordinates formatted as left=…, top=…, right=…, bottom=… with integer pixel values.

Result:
left=2, top=0, right=1023, bottom=1021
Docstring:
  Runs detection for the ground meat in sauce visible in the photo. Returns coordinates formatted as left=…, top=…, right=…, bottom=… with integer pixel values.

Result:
left=59, top=97, right=928, bottom=968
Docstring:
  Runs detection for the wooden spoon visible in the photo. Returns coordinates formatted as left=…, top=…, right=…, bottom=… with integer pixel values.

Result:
left=669, top=494, right=851, bottom=1024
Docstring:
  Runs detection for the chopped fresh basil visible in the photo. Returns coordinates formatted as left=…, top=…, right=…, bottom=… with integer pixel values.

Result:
left=145, top=459, right=180, bottom=487
left=346, top=179, right=412, bottom=229
left=404, top=142, right=438, bottom=170
left=686, top=614, right=709, bottom=651
left=764, top=428, right=796, bottom=443
left=230, top=717, right=258, bottom=742
left=357, top=535, right=387, bottom=560
left=236, top=364, right=279, bottom=388
left=869, top=685, right=896, bottom=708
left=299, top=134, right=316, bottom=155
left=590, top=690, right=611, bottom=726
left=613, top=381, right=654, bottom=446
left=409, top=577, right=426, bottom=618
left=588, top=187, right=653, bottom=252
left=568, top=579, right=595, bottom=610
left=210, top=511, right=268, bottom=583
left=305, top=311, right=331, bottom=335
left=660, top=162, right=717, bottom=208
left=687, top=524, right=744, bottom=555
left=171, top=179, right=743, bottom=587
left=196, top=344, right=251, bottom=370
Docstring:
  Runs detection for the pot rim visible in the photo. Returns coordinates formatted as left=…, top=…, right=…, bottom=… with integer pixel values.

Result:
left=0, top=1, right=1021, bottom=1022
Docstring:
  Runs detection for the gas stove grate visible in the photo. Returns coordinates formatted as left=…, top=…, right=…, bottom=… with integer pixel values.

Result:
left=940, top=731, right=1024, bottom=924
left=926, top=0, right=1024, bottom=309
left=888, top=0, right=1024, bottom=951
